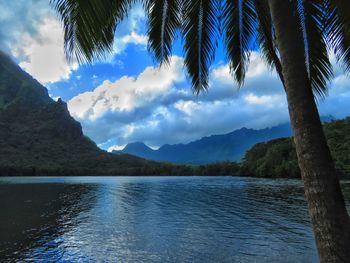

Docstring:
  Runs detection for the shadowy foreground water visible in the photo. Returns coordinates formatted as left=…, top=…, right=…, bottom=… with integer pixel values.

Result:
left=1, top=176, right=349, bottom=262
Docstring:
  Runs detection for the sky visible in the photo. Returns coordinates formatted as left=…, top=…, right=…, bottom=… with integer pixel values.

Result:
left=1, top=0, right=350, bottom=151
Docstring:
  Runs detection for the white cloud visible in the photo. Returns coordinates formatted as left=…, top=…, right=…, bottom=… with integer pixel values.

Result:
left=212, top=52, right=268, bottom=81
left=114, top=32, right=148, bottom=54
left=67, top=54, right=292, bottom=149
left=2, top=1, right=147, bottom=83
left=0, top=1, right=79, bottom=83
left=111, top=3, right=148, bottom=55
left=123, top=31, right=147, bottom=44
left=107, top=145, right=127, bottom=152
left=0, top=0, right=51, bottom=52
left=68, top=50, right=350, bottom=151
left=244, top=93, right=285, bottom=106
left=68, top=56, right=185, bottom=120
left=13, top=17, right=78, bottom=83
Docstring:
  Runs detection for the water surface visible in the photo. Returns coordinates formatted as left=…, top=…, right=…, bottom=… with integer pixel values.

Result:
left=1, top=176, right=349, bottom=262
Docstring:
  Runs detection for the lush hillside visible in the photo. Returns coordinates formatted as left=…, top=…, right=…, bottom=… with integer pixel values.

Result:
left=0, top=52, right=51, bottom=110
left=115, top=124, right=293, bottom=164
left=2, top=50, right=346, bottom=178
left=0, top=51, right=194, bottom=176
left=240, top=117, right=350, bottom=179
left=0, top=51, right=244, bottom=176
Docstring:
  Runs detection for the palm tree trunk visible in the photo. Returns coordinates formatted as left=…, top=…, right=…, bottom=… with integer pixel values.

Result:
left=267, top=1, right=350, bottom=262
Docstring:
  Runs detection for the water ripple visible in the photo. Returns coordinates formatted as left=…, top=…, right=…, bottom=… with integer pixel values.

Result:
left=1, top=176, right=348, bottom=262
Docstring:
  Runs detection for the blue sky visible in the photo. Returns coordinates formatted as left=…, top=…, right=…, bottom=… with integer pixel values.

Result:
left=1, top=1, right=350, bottom=151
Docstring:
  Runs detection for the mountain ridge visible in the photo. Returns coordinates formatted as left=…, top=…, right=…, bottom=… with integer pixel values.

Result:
left=116, top=115, right=334, bottom=165
left=0, top=51, right=184, bottom=176
left=114, top=123, right=293, bottom=164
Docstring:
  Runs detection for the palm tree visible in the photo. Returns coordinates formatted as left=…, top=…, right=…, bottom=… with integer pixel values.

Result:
left=51, top=0, right=350, bottom=261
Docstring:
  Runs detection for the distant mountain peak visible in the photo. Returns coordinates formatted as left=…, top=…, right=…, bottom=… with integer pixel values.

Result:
left=115, top=123, right=293, bottom=164
left=124, top=141, right=149, bottom=148
left=122, top=142, right=154, bottom=153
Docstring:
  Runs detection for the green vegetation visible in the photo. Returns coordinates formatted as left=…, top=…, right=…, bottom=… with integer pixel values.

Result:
left=0, top=51, right=51, bottom=110
left=0, top=51, right=190, bottom=176
left=47, top=1, right=350, bottom=259
left=1, top=51, right=349, bottom=178
left=241, top=118, right=350, bottom=179
left=0, top=51, right=240, bottom=176
left=0, top=97, right=241, bottom=176
left=324, top=118, right=350, bottom=177
left=240, top=138, right=300, bottom=178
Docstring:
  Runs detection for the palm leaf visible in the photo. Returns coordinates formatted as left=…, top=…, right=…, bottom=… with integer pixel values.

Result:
left=182, top=0, right=220, bottom=93
left=146, top=0, right=181, bottom=64
left=50, top=0, right=133, bottom=63
left=223, top=0, right=256, bottom=86
left=326, top=0, right=350, bottom=72
left=300, top=0, right=333, bottom=96
left=253, top=0, right=285, bottom=87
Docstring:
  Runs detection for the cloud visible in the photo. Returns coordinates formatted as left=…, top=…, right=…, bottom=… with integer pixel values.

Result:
left=68, top=53, right=292, bottom=149
left=68, top=56, right=185, bottom=120
left=107, top=145, right=126, bottom=152
left=3, top=0, right=349, bottom=151
left=112, top=4, right=148, bottom=55
left=1, top=1, right=147, bottom=84
left=0, top=1, right=77, bottom=83
left=14, top=17, right=78, bottom=83
left=244, top=93, right=285, bottom=106
left=0, top=0, right=51, bottom=53
left=114, top=32, right=148, bottom=54
left=68, top=51, right=350, bottom=151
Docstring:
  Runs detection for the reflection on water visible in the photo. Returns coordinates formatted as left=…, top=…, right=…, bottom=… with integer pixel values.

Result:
left=0, top=182, right=97, bottom=262
left=0, top=176, right=349, bottom=262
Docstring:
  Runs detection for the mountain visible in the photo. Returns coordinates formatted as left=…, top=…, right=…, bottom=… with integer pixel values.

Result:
left=0, top=51, right=182, bottom=176
left=114, top=124, right=293, bottom=164
left=240, top=117, right=350, bottom=179
left=2, top=50, right=342, bottom=178
left=122, top=142, right=156, bottom=157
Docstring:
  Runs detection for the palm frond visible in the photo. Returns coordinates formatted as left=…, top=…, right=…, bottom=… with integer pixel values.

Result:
left=300, top=0, right=333, bottom=96
left=146, top=0, right=181, bottom=64
left=50, top=0, right=133, bottom=63
left=223, top=0, right=256, bottom=86
left=182, top=0, right=220, bottom=93
left=326, top=0, right=350, bottom=72
left=253, top=0, right=284, bottom=87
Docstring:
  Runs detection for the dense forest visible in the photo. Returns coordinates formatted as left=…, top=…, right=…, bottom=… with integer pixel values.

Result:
left=157, top=118, right=350, bottom=179
left=240, top=117, right=350, bottom=179
left=166, top=117, right=350, bottom=178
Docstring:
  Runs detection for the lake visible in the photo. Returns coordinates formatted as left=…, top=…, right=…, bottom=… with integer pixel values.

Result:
left=1, top=176, right=349, bottom=262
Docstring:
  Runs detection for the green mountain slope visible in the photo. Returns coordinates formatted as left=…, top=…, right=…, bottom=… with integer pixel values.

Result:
left=240, top=118, right=350, bottom=178
left=0, top=51, right=51, bottom=109
left=0, top=51, right=180, bottom=176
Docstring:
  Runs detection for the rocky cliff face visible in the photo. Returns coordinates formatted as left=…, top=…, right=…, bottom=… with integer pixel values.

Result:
left=0, top=51, right=165, bottom=176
